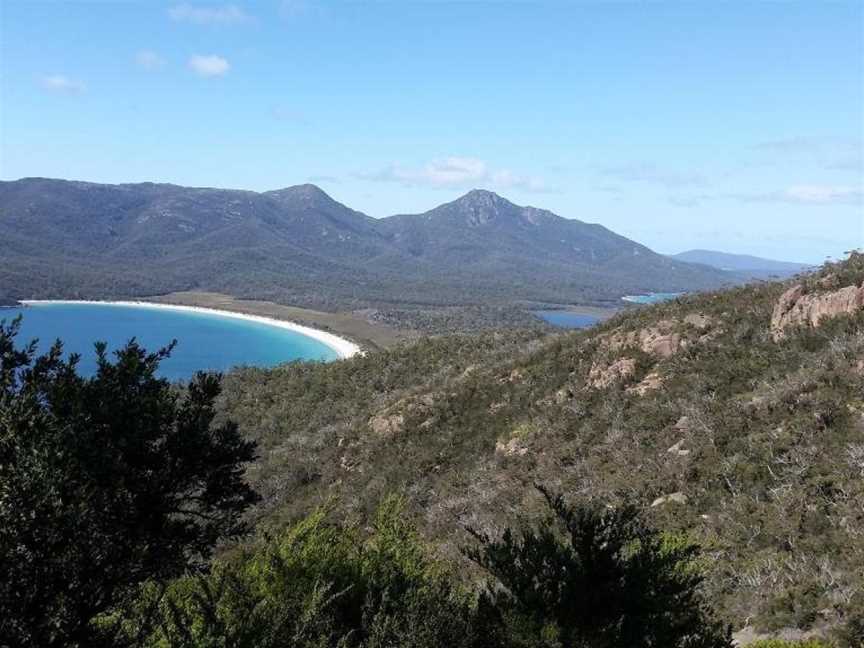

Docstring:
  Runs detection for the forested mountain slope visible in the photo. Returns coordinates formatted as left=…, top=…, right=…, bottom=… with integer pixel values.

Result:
left=0, top=178, right=733, bottom=310
left=218, top=253, right=864, bottom=638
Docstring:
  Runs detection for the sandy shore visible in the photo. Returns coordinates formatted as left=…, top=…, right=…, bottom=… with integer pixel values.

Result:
left=20, top=300, right=363, bottom=360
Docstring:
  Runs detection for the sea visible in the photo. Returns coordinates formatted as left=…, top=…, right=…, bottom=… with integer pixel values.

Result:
left=533, top=311, right=600, bottom=329
left=0, top=302, right=339, bottom=380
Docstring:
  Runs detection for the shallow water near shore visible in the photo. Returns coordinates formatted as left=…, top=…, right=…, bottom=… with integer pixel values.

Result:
left=2, top=302, right=339, bottom=380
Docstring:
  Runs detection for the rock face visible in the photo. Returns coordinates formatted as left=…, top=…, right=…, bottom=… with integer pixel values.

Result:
left=651, top=492, right=688, bottom=507
left=368, top=393, right=436, bottom=437
left=588, top=357, right=637, bottom=389
left=495, top=437, right=529, bottom=457
left=771, top=282, right=864, bottom=341
left=684, top=313, right=712, bottom=330
left=602, top=321, right=683, bottom=358
left=627, top=371, right=663, bottom=396
left=369, top=413, right=405, bottom=437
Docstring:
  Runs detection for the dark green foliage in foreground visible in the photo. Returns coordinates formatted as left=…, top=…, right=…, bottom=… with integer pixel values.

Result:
left=121, top=493, right=727, bottom=648
left=129, top=496, right=479, bottom=648
left=467, top=486, right=731, bottom=648
left=0, top=319, right=259, bottom=647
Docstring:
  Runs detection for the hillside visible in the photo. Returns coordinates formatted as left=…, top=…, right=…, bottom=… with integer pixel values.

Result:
left=0, top=178, right=734, bottom=316
left=671, top=249, right=813, bottom=280
left=217, top=253, right=864, bottom=639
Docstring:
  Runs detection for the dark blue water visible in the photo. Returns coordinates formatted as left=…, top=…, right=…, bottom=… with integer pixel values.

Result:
left=621, top=292, right=683, bottom=304
left=0, top=303, right=339, bottom=380
left=533, top=311, right=600, bottom=329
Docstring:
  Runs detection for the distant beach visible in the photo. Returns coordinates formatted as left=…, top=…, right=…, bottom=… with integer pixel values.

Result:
left=20, top=300, right=363, bottom=360
left=621, top=292, right=683, bottom=305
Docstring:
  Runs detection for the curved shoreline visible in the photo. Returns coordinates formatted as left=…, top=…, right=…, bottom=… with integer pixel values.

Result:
left=20, top=300, right=363, bottom=360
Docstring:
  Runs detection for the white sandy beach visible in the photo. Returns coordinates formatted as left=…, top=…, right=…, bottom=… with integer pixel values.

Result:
left=20, top=300, right=362, bottom=360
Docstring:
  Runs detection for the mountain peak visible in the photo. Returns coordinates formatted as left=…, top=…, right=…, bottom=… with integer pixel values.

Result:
left=264, top=184, right=350, bottom=213
left=442, top=189, right=544, bottom=227
left=454, top=188, right=509, bottom=207
left=266, top=183, right=333, bottom=203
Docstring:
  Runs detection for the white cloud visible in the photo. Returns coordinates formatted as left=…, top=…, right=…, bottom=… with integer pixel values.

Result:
left=136, top=50, right=166, bottom=70
left=40, top=75, right=85, bottom=94
left=735, top=185, right=863, bottom=206
left=360, top=157, right=553, bottom=193
left=188, top=54, right=230, bottom=77
left=168, top=3, right=252, bottom=25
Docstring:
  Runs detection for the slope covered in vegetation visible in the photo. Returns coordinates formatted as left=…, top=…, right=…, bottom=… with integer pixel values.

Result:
left=0, top=178, right=731, bottom=314
left=219, top=253, right=864, bottom=638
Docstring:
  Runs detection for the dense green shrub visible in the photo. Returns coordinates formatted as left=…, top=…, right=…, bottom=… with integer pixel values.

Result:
left=0, top=319, right=259, bottom=647
left=467, top=486, right=732, bottom=648
left=131, top=496, right=480, bottom=648
left=120, top=492, right=733, bottom=647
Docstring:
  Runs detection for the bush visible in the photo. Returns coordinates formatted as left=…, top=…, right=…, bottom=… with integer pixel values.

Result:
left=467, top=486, right=733, bottom=648
left=134, top=496, right=480, bottom=648
left=0, top=319, right=259, bottom=647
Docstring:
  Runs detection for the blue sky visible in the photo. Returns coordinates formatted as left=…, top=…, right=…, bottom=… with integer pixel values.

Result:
left=1, top=1, right=862, bottom=263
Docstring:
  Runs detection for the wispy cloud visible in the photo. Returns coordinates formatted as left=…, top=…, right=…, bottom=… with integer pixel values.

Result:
left=755, top=135, right=863, bottom=172
left=734, top=185, right=863, bottom=206
left=188, top=54, right=230, bottom=77
left=599, top=163, right=707, bottom=188
left=40, top=75, right=85, bottom=94
left=168, top=4, right=252, bottom=25
left=135, top=50, right=166, bottom=70
left=359, top=157, right=554, bottom=193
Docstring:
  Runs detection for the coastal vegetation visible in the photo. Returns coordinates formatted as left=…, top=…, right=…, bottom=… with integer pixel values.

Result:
left=216, top=252, right=864, bottom=642
left=2, top=253, right=862, bottom=645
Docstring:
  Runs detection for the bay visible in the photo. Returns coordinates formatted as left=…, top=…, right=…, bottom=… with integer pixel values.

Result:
left=0, top=302, right=339, bottom=380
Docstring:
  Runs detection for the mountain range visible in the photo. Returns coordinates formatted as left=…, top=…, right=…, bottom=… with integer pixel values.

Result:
left=0, top=177, right=734, bottom=310
left=669, top=249, right=813, bottom=280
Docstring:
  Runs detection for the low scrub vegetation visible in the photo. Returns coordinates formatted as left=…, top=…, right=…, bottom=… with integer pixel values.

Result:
left=3, top=253, right=863, bottom=645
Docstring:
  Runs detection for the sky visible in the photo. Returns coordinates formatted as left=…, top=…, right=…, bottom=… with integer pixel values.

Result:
left=1, top=1, right=862, bottom=264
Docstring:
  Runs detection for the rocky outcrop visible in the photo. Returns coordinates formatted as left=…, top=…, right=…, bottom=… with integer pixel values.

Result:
left=667, top=439, right=690, bottom=457
left=771, top=282, right=864, bottom=341
left=627, top=371, right=663, bottom=396
left=684, top=313, right=712, bottom=330
left=495, top=437, right=529, bottom=457
left=651, top=492, right=688, bottom=507
left=369, top=413, right=405, bottom=437
left=602, top=320, right=682, bottom=358
left=368, top=393, right=436, bottom=437
left=588, top=357, right=637, bottom=389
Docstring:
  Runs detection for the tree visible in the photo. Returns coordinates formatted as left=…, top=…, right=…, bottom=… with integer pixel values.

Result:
left=467, top=486, right=732, bottom=648
left=0, top=317, right=259, bottom=647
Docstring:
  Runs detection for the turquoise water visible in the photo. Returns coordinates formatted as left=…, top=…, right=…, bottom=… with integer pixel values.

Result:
left=621, top=292, right=683, bottom=305
left=0, top=303, right=339, bottom=380
left=533, top=310, right=600, bottom=329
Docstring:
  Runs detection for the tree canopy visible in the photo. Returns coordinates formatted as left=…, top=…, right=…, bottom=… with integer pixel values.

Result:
left=0, top=318, right=259, bottom=647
